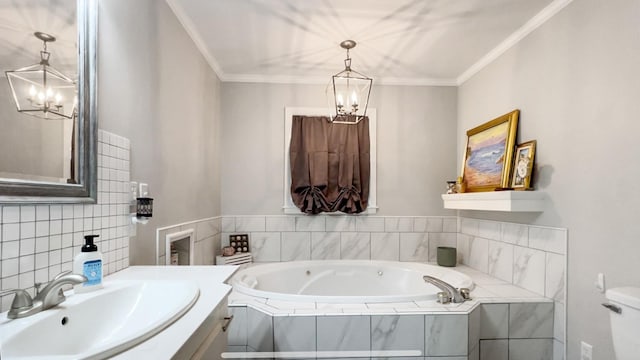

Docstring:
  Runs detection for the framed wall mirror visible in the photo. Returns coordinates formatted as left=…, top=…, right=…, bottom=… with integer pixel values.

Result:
left=0, top=0, right=97, bottom=203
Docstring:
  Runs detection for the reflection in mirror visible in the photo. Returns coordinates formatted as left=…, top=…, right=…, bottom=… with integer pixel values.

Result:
left=0, top=0, right=97, bottom=203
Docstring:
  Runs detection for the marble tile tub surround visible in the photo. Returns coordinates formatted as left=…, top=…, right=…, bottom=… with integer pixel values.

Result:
left=0, top=130, right=132, bottom=312
left=155, top=217, right=222, bottom=265
left=457, top=217, right=566, bottom=359
left=457, top=217, right=567, bottom=302
left=221, top=215, right=458, bottom=262
left=222, top=214, right=566, bottom=359
left=226, top=266, right=555, bottom=359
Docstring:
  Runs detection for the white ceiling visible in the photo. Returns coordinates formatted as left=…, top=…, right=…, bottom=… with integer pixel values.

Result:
left=0, top=0, right=76, bottom=73
left=167, top=0, right=572, bottom=86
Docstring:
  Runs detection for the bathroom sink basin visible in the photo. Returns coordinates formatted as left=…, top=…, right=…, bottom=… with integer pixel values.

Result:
left=0, top=279, right=200, bottom=359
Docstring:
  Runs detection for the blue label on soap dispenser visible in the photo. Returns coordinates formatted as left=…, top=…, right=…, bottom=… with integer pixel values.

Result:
left=83, top=259, right=102, bottom=286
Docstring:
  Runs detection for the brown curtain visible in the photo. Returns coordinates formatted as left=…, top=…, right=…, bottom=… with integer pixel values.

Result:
left=289, top=115, right=370, bottom=214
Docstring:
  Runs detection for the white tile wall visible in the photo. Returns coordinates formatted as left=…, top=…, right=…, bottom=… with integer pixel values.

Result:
left=425, top=314, right=468, bottom=356
left=325, top=216, right=356, bottom=232
left=247, top=307, right=274, bottom=352
left=513, top=246, right=546, bottom=295
left=311, top=232, right=341, bottom=260
left=228, top=307, right=248, bottom=346
left=371, top=315, right=425, bottom=352
left=458, top=218, right=566, bottom=303
left=251, top=232, right=281, bottom=262
left=371, top=232, right=400, bottom=261
left=273, top=316, right=316, bottom=351
left=487, top=240, right=514, bottom=283
left=480, top=339, right=508, bottom=360
left=509, top=339, right=553, bottom=359
left=281, top=232, right=311, bottom=261
left=399, top=233, right=429, bottom=262
left=316, top=315, right=371, bottom=351
left=509, top=303, right=554, bottom=339
left=340, top=232, right=370, bottom=260
left=0, top=130, right=131, bottom=312
left=480, top=304, right=509, bottom=339
left=414, top=217, right=443, bottom=233
left=384, top=217, right=414, bottom=232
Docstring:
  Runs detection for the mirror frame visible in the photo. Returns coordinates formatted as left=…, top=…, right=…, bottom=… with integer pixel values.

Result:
left=0, top=0, right=98, bottom=204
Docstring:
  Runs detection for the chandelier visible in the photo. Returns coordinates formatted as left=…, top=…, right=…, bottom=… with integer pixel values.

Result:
left=327, top=40, right=372, bottom=124
left=5, top=32, right=77, bottom=120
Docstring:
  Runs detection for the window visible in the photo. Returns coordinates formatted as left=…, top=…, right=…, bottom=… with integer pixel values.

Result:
left=283, top=107, right=377, bottom=214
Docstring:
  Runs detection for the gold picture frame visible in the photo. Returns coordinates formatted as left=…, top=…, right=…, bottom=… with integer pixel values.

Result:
left=511, top=140, right=536, bottom=190
left=461, top=110, right=519, bottom=192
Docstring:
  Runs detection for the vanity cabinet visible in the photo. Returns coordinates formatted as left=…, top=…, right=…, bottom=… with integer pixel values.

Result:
left=190, top=295, right=231, bottom=359
left=177, top=295, right=231, bottom=360
left=107, top=266, right=238, bottom=360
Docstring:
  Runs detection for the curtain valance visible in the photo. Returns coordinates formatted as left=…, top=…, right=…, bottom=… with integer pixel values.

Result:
left=289, top=115, right=370, bottom=214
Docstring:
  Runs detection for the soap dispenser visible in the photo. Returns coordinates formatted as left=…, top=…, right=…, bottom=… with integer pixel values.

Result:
left=73, top=234, right=103, bottom=293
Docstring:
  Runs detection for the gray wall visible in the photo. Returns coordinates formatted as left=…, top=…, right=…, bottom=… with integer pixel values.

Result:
left=221, top=83, right=458, bottom=216
left=0, top=80, right=66, bottom=179
left=457, top=0, right=640, bottom=358
left=98, top=0, right=222, bottom=265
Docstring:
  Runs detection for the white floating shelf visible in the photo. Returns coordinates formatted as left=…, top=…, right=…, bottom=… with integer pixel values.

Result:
left=442, top=191, right=545, bottom=212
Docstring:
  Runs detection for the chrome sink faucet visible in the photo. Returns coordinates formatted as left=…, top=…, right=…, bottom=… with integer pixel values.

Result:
left=1, top=271, right=87, bottom=319
left=423, top=275, right=471, bottom=304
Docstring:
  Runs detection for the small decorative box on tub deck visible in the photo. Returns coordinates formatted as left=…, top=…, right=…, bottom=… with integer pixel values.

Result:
left=216, top=252, right=252, bottom=265
left=229, top=234, right=250, bottom=253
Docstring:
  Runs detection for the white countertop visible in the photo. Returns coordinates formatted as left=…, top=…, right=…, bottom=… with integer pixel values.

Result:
left=0, top=265, right=238, bottom=360
left=108, top=265, right=238, bottom=359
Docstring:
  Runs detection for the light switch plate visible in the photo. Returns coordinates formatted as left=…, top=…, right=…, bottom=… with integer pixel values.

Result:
left=139, top=183, right=149, bottom=197
left=595, top=273, right=605, bottom=293
left=581, top=341, right=593, bottom=360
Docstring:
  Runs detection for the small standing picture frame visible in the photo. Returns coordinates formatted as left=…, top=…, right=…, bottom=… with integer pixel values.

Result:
left=511, top=140, right=536, bottom=190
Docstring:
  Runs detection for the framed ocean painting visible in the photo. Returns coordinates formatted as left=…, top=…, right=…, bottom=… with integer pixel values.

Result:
left=462, top=110, right=519, bottom=192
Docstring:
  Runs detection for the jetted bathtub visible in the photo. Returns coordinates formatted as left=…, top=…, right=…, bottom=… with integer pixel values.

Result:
left=231, top=260, right=474, bottom=303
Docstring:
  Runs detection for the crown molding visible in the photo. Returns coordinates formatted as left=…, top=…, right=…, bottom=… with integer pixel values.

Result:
left=165, top=0, right=226, bottom=81
left=167, top=0, right=573, bottom=88
left=222, top=73, right=458, bottom=87
left=456, top=0, right=574, bottom=85
left=375, top=77, right=458, bottom=87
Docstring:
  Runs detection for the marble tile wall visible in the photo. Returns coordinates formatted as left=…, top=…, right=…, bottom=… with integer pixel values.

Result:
left=457, top=217, right=566, bottom=360
left=156, top=217, right=222, bottom=265
left=221, top=215, right=457, bottom=262
left=476, top=302, right=554, bottom=359
left=0, top=130, right=132, bottom=312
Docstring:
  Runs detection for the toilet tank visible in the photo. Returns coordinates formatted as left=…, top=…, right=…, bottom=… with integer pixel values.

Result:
left=606, top=287, right=640, bottom=360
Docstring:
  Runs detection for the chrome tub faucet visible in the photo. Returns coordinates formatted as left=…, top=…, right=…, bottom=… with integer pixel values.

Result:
left=423, top=275, right=471, bottom=304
